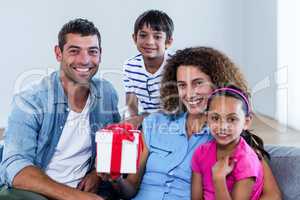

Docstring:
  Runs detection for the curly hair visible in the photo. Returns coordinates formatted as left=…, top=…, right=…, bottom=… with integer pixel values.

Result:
left=160, top=47, right=250, bottom=114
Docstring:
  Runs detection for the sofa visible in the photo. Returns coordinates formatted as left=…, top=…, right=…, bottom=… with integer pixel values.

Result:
left=0, top=144, right=299, bottom=199
left=265, top=145, right=300, bottom=200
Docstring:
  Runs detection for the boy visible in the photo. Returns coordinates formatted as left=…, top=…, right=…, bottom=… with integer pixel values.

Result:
left=123, top=9, right=174, bottom=127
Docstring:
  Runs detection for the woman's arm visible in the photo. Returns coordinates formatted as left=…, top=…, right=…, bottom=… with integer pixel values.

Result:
left=259, top=159, right=282, bottom=200
left=116, top=134, right=149, bottom=199
left=191, top=172, right=203, bottom=200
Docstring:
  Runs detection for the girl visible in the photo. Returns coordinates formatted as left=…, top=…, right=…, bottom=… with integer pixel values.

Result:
left=191, top=85, right=270, bottom=200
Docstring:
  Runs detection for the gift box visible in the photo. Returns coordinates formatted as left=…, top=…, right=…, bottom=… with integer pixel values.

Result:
left=95, top=123, right=142, bottom=174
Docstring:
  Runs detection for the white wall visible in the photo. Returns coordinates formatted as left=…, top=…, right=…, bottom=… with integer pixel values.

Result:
left=240, top=0, right=300, bottom=130
left=277, top=0, right=300, bottom=130
left=242, top=0, right=278, bottom=118
left=0, top=0, right=245, bottom=127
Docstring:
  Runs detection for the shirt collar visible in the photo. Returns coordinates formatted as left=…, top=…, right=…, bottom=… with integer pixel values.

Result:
left=52, top=71, right=101, bottom=104
left=179, top=112, right=211, bottom=137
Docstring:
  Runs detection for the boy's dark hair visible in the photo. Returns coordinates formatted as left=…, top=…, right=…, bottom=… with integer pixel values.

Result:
left=134, top=10, right=174, bottom=40
left=58, top=18, right=101, bottom=51
left=207, top=85, right=271, bottom=160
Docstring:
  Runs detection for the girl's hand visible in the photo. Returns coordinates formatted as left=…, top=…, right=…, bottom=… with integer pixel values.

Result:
left=212, top=155, right=236, bottom=180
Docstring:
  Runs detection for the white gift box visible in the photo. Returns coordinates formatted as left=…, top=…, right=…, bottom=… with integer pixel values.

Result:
left=95, top=129, right=140, bottom=174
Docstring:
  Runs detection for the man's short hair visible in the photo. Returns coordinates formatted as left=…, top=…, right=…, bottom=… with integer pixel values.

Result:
left=134, top=10, right=174, bottom=40
left=58, top=18, right=101, bottom=51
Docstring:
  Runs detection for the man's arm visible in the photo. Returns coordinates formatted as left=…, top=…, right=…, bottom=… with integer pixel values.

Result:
left=13, top=166, right=103, bottom=200
left=1, top=94, right=102, bottom=200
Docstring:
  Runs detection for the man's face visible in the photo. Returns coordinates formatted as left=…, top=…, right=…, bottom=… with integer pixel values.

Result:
left=55, top=33, right=101, bottom=85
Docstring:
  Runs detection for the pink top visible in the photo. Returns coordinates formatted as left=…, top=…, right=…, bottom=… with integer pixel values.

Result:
left=191, top=138, right=263, bottom=200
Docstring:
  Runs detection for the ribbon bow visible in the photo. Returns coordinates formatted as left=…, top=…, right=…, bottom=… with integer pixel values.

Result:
left=102, top=123, right=143, bottom=179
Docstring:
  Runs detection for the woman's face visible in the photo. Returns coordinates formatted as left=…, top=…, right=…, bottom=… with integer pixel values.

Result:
left=176, top=65, right=213, bottom=115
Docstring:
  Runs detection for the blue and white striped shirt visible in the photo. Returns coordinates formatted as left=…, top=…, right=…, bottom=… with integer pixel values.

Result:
left=123, top=52, right=171, bottom=113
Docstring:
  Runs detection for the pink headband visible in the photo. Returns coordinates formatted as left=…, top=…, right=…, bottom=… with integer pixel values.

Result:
left=208, top=87, right=251, bottom=114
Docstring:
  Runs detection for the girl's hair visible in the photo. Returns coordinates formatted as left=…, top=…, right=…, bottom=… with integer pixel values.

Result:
left=207, top=85, right=270, bottom=160
left=160, top=47, right=250, bottom=114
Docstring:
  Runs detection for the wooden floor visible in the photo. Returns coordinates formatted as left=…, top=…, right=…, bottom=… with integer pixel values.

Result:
left=252, top=114, right=300, bottom=147
left=0, top=115, right=299, bottom=147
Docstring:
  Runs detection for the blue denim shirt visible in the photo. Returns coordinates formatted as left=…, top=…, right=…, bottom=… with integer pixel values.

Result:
left=133, top=112, right=213, bottom=200
left=0, top=71, right=120, bottom=186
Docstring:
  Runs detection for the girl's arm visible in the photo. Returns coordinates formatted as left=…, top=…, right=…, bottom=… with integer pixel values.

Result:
left=259, top=159, right=282, bottom=200
left=212, top=155, right=235, bottom=200
left=214, top=175, right=255, bottom=200
left=191, top=172, right=203, bottom=200
left=115, top=134, right=149, bottom=199
left=231, top=178, right=255, bottom=200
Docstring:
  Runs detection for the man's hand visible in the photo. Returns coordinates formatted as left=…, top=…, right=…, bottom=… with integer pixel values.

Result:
left=77, top=170, right=101, bottom=193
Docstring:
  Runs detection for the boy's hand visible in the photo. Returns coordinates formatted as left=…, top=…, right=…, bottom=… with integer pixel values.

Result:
left=212, top=155, right=236, bottom=180
left=123, top=116, right=141, bottom=129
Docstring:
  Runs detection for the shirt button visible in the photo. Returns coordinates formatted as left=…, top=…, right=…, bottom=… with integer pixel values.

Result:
left=60, top=126, right=63, bottom=130
left=66, top=108, right=70, bottom=112
left=168, top=171, right=174, bottom=176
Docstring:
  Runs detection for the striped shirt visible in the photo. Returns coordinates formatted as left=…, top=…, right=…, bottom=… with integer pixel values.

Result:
left=123, top=52, right=171, bottom=113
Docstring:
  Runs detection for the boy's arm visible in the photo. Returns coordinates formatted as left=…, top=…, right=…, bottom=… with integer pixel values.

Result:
left=125, top=93, right=148, bottom=128
left=126, top=92, right=139, bottom=116
left=191, top=172, right=204, bottom=200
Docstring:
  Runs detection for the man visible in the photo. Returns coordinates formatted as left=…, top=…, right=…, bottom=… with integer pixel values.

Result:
left=0, top=18, right=120, bottom=200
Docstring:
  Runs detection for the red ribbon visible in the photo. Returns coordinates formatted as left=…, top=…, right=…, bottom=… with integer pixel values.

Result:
left=103, top=123, right=143, bottom=179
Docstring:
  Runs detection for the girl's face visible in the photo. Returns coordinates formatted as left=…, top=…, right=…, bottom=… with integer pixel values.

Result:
left=207, top=95, right=251, bottom=147
left=176, top=65, right=213, bottom=115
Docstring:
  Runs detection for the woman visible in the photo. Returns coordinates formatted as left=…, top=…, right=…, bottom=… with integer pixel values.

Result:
left=113, top=47, right=281, bottom=200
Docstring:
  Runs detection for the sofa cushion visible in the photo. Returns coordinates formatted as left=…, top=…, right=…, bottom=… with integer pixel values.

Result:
left=265, top=145, right=300, bottom=200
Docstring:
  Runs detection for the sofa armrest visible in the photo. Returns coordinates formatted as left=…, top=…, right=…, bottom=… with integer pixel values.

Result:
left=265, top=145, right=300, bottom=200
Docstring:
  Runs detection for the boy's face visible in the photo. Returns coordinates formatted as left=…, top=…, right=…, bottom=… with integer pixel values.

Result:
left=133, top=24, right=173, bottom=60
